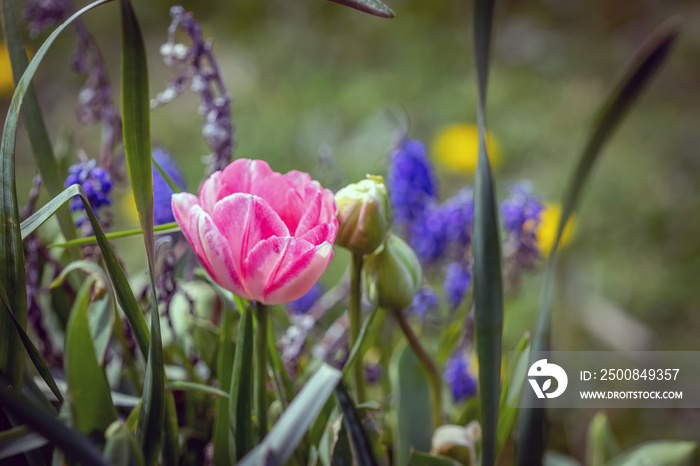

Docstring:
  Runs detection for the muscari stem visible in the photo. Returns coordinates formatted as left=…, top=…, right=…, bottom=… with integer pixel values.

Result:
left=392, top=308, right=442, bottom=428
left=350, top=252, right=366, bottom=403
left=254, top=301, right=268, bottom=443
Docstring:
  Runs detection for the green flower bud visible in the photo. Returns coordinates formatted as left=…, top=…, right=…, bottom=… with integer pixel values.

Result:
left=335, top=175, right=391, bottom=255
left=363, top=232, right=422, bottom=309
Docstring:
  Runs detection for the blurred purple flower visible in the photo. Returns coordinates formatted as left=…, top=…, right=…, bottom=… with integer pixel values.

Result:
left=23, top=0, right=71, bottom=38
left=152, top=147, right=186, bottom=225
left=365, top=362, right=383, bottom=384
left=443, top=352, right=478, bottom=402
left=500, top=181, right=544, bottom=283
left=443, top=261, right=472, bottom=310
left=287, top=282, right=324, bottom=315
left=387, top=138, right=438, bottom=227
left=64, top=158, right=112, bottom=226
left=154, top=6, right=234, bottom=176
left=409, top=286, right=439, bottom=317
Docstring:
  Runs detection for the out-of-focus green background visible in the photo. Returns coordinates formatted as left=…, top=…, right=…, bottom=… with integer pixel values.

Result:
left=6, top=0, right=700, bottom=458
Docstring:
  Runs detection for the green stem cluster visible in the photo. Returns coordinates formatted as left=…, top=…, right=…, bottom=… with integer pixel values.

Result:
left=254, top=301, right=268, bottom=443
left=349, top=253, right=366, bottom=403
left=392, top=308, right=442, bottom=428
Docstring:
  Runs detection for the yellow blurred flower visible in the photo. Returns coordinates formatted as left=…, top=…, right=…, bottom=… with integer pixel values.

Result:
left=0, top=43, right=15, bottom=97
left=536, top=203, right=575, bottom=255
left=432, top=123, right=501, bottom=173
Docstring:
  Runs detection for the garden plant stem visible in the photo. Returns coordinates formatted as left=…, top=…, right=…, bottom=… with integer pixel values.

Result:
left=254, top=301, right=268, bottom=442
left=350, top=252, right=366, bottom=403
left=392, top=308, right=442, bottom=428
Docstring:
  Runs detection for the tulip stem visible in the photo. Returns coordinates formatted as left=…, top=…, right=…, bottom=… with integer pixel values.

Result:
left=392, top=308, right=442, bottom=428
left=350, top=252, right=366, bottom=403
left=254, top=301, right=268, bottom=442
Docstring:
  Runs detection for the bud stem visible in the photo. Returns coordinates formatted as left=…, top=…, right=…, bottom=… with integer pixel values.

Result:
left=392, top=308, right=442, bottom=428
left=254, top=301, right=268, bottom=442
left=350, top=253, right=366, bottom=403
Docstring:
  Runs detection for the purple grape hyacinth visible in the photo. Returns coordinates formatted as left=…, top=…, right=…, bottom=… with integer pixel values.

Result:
left=443, top=352, right=478, bottom=402
left=152, top=148, right=186, bottom=225
left=443, top=261, right=472, bottom=310
left=287, top=282, right=324, bottom=315
left=500, top=181, right=544, bottom=277
left=409, top=286, right=439, bottom=317
left=387, top=138, right=438, bottom=227
left=64, top=158, right=112, bottom=226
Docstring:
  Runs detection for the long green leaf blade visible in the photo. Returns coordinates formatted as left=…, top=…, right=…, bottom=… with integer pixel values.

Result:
left=335, top=382, right=378, bottom=466
left=213, top=306, right=236, bottom=466
left=239, top=364, right=342, bottom=466
left=230, top=304, right=255, bottom=460
left=0, top=0, right=113, bottom=395
left=516, top=22, right=679, bottom=465
left=325, top=0, right=394, bottom=18
left=65, top=278, right=118, bottom=436
left=471, top=0, right=502, bottom=464
left=1, top=0, right=77, bottom=247
left=0, top=385, right=110, bottom=466
left=120, top=0, right=166, bottom=461
left=0, top=282, right=63, bottom=403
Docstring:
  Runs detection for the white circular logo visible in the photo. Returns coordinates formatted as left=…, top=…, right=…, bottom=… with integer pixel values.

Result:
left=528, top=359, right=568, bottom=399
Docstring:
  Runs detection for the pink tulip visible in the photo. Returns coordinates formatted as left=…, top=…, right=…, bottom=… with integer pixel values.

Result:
left=172, top=159, right=338, bottom=305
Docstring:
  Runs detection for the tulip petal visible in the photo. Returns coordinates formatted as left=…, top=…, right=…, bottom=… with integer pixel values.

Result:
left=212, top=193, right=289, bottom=267
left=294, top=190, right=323, bottom=237
left=197, top=211, right=247, bottom=298
left=251, top=173, right=306, bottom=233
left=298, top=223, right=333, bottom=246
left=264, top=241, right=333, bottom=305
left=199, top=171, right=223, bottom=214
left=219, top=159, right=275, bottom=197
left=172, top=193, right=206, bottom=259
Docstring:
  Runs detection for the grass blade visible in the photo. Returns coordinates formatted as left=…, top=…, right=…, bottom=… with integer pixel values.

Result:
left=516, top=21, right=680, bottom=465
left=496, top=333, right=530, bottom=458
left=0, top=425, right=49, bottom=460
left=0, top=0, right=115, bottom=391
left=342, top=303, right=378, bottom=378
left=238, top=364, right=342, bottom=466
left=65, top=278, right=118, bottom=436
left=471, top=0, right=502, bottom=464
left=325, top=0, right=394, bottom=18
left=0, top=0, right=77, bottom=249
left=120, top=0, right=168, bottom=462
left=0, top=384, right=110, bottom=466
left=165, top=381, right=229, bottom=398
left=230, top=304, right=255, bottom=460
left=0, top=282, right=63, bottom=403
left=213, top=305, right=235, bottom=466
left=41, top=223, right=179, bottom=246
left=334, top=382, right=378, bottom=466
left=267, top=319, right=295, bottom=405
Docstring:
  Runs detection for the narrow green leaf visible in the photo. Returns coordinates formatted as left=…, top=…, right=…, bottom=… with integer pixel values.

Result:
left=325, top=0, right=394, bottom=18
left=408, top=452, right=463, bottom=466
left=230, top=304, right=255, bottom=460
left=607, top=441, right=697, bottom=466
left=496, top=334, right=530, bottom=458
left=65, top=278, right=118, bottom=436
left=45, top=223, right=179, bottom=247
left=0, top=425, right=48, bottom=460
left=307, top=396, right=336, bottom=449
left=390, top=342, right=433, bottom=466
left=1, top=0, right=77, bottom=247
left=586, top=412, right=619, bottom=466
left=334, top=382, right=378, bottom=466
left=471, top=0, right=502, bottom=464
left=342, top=304, right=378, bottom=378
left=239, top=364, right=342, bottom=466
left=516, top=22, right=679, bottom=466
left=0, top=282, right=63, bottom=403
left=0, top=385, right=110, bottom=466
left=213, top=306, right=235, bottom=466
left=152, top=156, right=182, bottom=194
left=104, top=420, right=146, bottom=466
left=267, top=319, right=295, bottom=405
left=120, top=0, right=166, bottom=462
left=0, top=0, right=114, bottom=396
left=165, top=381, right=229, bottom=398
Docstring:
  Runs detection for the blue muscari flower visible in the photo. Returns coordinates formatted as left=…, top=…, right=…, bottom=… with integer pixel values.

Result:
left=409, top=188, right=474, bottom=263
left=64, top=159, right=112, bottom=225
left=387, top=138, right=438, bottom=227
left=152, top=147, right=186, bottom=225
left=443, top=352, right=478, bottom=402
left=287, top=282, right=323, bottom=315
left=443, top=261, right=472, bottom=310
left=500, top=181, right=544, bottom=270
left=500, top=181, right=543, bottom=237
left=410, top=286, right=439, bottom=317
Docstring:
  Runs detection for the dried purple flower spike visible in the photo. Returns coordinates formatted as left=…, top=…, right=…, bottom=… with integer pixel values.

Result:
left=155, top=6, right=234, bottom=175
left=22, top=0, right=72, bottom=38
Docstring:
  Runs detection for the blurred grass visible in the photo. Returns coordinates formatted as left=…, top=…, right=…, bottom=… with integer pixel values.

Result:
left=4, top=0, right=700, bottom=455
